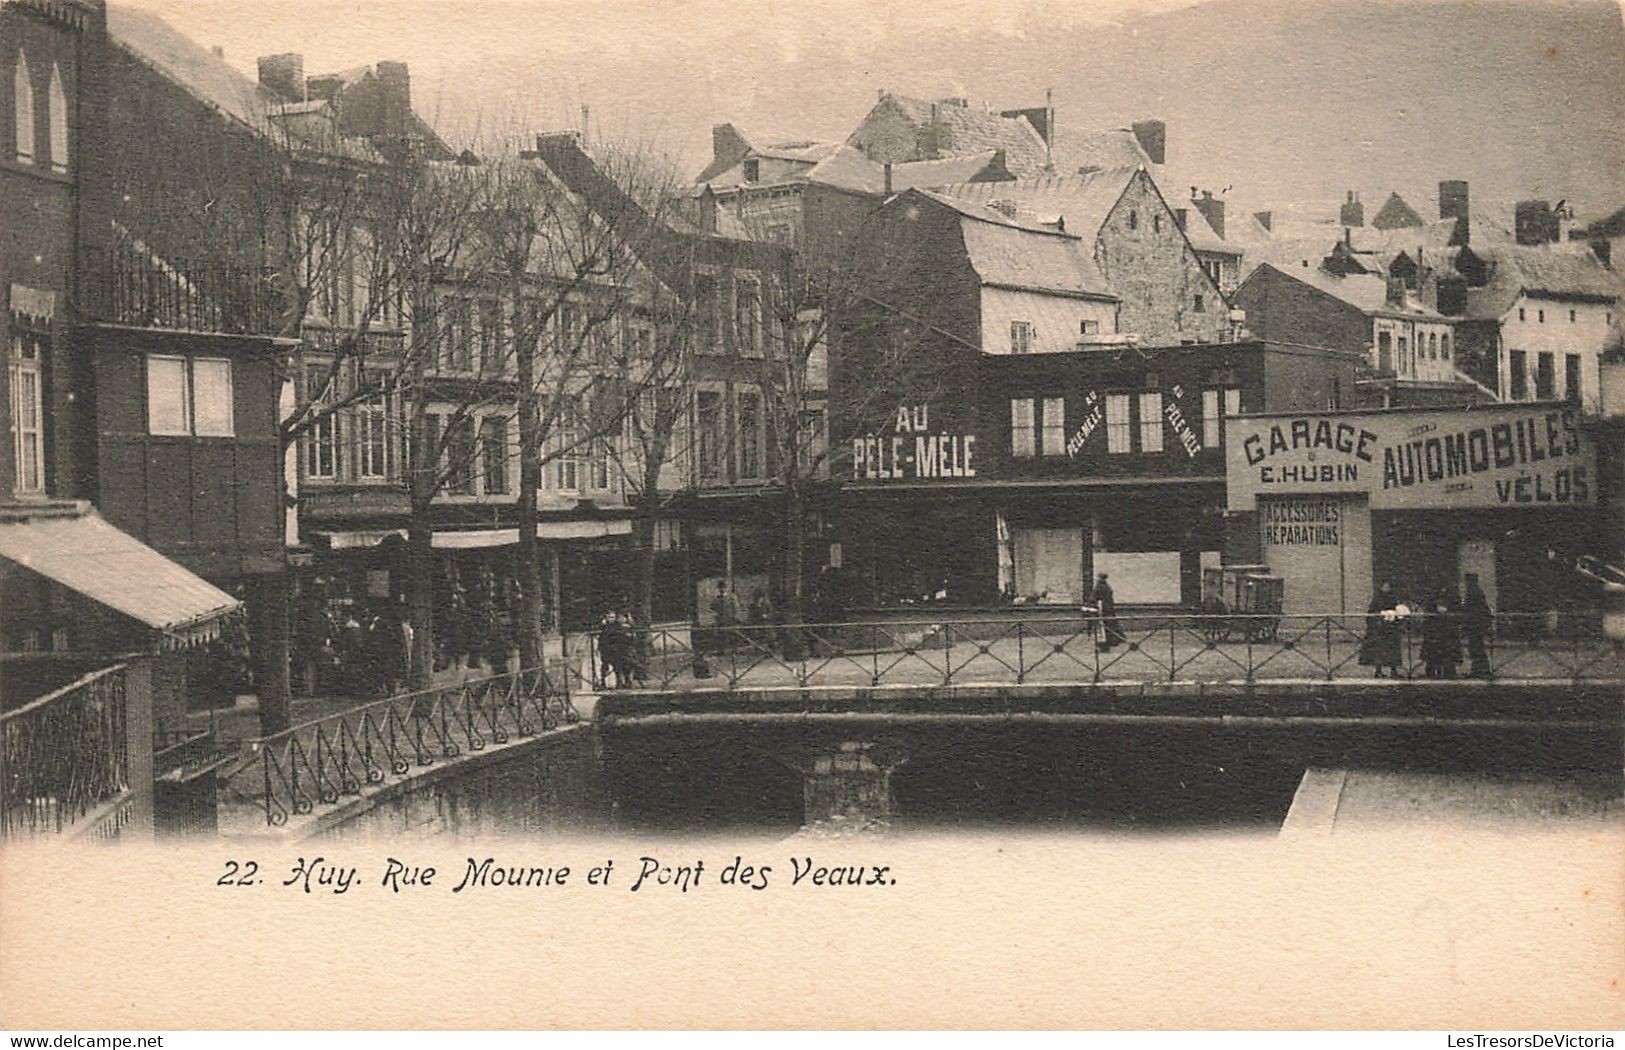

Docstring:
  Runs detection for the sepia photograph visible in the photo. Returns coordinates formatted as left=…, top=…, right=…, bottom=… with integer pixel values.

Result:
left=0, top=0, right=1622, bottom=1032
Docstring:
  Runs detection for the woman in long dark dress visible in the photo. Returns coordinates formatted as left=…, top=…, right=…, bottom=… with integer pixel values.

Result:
left=1094, top=573, right=1125, bottom=651
left=1360, top=582, right=1402, bottom=677
left=1421, top=594, right=1461, bottom=679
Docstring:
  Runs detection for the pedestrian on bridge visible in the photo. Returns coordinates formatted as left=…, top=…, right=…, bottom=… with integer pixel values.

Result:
left=1360, top=582, right=1403, bottom=678
left=1093, top=573, right=1124, bottom=651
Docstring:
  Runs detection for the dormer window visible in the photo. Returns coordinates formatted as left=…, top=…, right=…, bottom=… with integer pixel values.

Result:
left=14, top=50, right=34, bottom=164
left=743, top=158, right=760, bottom=183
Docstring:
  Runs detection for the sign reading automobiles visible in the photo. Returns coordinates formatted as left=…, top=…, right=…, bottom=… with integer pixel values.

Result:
left=1224, top=403, right=1595, bottom=511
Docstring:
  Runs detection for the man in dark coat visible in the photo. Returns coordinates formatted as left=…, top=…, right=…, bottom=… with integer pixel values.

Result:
left=1461, top=574, right=1492, bottom=677
left=1420, top=592, right=1462, bottom=679
left=1093, top=573, right=1124, bottom=651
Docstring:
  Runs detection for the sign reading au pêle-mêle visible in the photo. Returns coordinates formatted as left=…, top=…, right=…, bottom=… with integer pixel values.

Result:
left=1224, top=404, right=1596, bottom=511
left=851, top=403, right=976, bottom=481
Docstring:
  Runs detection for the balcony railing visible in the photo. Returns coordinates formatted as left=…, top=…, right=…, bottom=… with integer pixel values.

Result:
left=90, top=244, right=282, bottom=336
left=218, top=666, right=579, bottom=828
left=575, top=610, right=1624, bottom=693
left=1, top=664, right=134, bottom=840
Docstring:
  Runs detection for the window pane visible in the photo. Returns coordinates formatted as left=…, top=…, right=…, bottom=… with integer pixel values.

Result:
left=1106, top=394, right=1130, bottom=454
left=1010, top=398, right=1035, bottom=458
left=737, top=391, right=761, bottom=478
left=1139, top=392, right=1163, bottom=452
left=147, top=356, right=190, bottom=435
left=192, top=358, right=234, bottom=436
left=481, top=416, right=509, bottom=494
left=1041, top=397, right=1065, bottom=456
left=697, top=391, right=723, bottom=479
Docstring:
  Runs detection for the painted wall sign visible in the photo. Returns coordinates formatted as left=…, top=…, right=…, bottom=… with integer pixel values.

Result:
left=1165, top=384, right=1201, bottom=459
left=1065, top=390, right=1103, bottom=459
left=1225, top=404, right=1596, bottom=511
left=852, top=403, right=976, bottom=481
left=1259, top=498, right=1341, bottom=546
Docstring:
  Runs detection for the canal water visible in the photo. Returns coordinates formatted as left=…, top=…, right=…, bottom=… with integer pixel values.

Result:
left=600, top=719, right=1620, bottom=836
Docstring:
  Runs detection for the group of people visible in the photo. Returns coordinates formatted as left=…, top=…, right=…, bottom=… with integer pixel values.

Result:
left=1360, top=575, right=1493, bottom=679
left=595, top=610, right=645, bottom=690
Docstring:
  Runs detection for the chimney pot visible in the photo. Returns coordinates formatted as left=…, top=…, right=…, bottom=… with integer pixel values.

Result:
left=257, top=52, right=305, bottom=102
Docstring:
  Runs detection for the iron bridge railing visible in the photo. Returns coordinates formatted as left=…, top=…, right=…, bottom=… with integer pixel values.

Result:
left=220, top=665, right=578, bottom=828
left=1, top=664, right=132, bottom=841
left=577, top=610, right=1624, bottom=694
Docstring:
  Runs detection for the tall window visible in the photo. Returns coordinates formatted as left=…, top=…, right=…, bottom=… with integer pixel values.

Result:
left=46, top=63, right=65, bottom=173
left=1138, top=391, right=1164, bottom=453
left=1010, top=397, right=1036, bottom=458
left=1535, top=352, right=1555, bottom=400
left=1010, top=321, right=1033, bottom=355
left=1441, top=332, right=1451, bottom=361
left=14, top=51, right=33, bottom=164
left=146, top=356, right=233, bottom=437
left=1040, top=397, right=1065, bottom=456
left=1105, top=394, right=1131, bottom=454
left=1202, top=387, right=1241, bottom=448
left=478, top=299, right=503, bottom=373
left=552, top=406, right=580, bottom=492
left=444, top=415, right=475, bottom=495
left=1428, top=332, right=1438, bottom=359
left=1396, top=335, right=1409, bottom=376
left=1509, top=349, right=1528, bottom=400
left=8, top=292, right=48, bottom=494
left=694, top=274, right=720, bottom=352
left=1194, top=293, right=1206, bottom=313
left=353, top=394, right=388, bottom=480
left=735, top=277, right=761, bottom=356
left=736, top=389, right=762, bottom=479
left=696, top=390, right=723, bottom=480
left=480, top=416, right=509, bottom=495
left=1565, top=354, right=1583, bottom=404
left=304, top=369, right=336, bottom=480
left=1377, top=330, right=1393, bottom=373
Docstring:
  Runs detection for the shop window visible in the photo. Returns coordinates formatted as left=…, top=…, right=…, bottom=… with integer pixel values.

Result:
left=14, top=51, right=33, bottom=164
left=1010, top=321, right=1033, bottom=355
left=736, top=388, right=763, bottom=479
left=1010, top=397, right=1036, bottom=458
left=147, top=355, right=233, bottom=437
left=696, top=389, right=723, bottom=480
left=1535, top=352, right=1555, bottom=400
left=46, top=64, right=65, bottom=173
left=1105, top=394, right=1131, bottom=454
left=1509, top=350, right=1528, bottom=400
left=1564, top=354, right=1582, bottom=404
left=1138, top=391, right=1164, bottom=453
left=480, top=416, right=509, bottom=495
left=1040, top=397, right=1065, bottom=456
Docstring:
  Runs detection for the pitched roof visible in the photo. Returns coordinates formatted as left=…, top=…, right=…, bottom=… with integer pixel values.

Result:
left=107, top=5, right=275, bottom=129
left=862, top=93, right=1051, bottom=177
left=934, top=167, right=1140, bottom=244
left=907, top=191, right=1114, bottom=300
left=803, top=146, right=1010, bottom=195
left=1068, top=128, right=1154, bottom=173
left=1370, top=191, right=1426, bottom=230
left=1462, top=245, right=1622, bottom=318
left=1250, top=263, right=1445, bottom=319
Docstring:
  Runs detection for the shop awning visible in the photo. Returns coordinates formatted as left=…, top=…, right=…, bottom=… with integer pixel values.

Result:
left=316, top=520, right=632, bottom=551
left=0, top=502, right=241, bottom=648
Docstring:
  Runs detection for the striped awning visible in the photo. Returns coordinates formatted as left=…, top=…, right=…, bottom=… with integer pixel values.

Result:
left=0, top=503, right=242, bottom=648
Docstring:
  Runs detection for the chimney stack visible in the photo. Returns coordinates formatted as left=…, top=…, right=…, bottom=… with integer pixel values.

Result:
left=1515, top=200, right=1561, bottom=246
left=1339, top=191, right=1364, bottom=228
left=1254, top=210, right=1273, bottom=232
left=710, top=124, right=750, bottom=173
left=257, top=53, right=305, bottom=101
left=1440, top=179, right=1470, bottom=245
left=1192, top=188, right=1225, bottom=240
left=1131, top=119, right=1166, bottom=166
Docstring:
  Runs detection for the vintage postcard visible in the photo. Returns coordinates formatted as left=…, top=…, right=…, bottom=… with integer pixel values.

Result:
left=1, top=0, right=1622, bottom=1031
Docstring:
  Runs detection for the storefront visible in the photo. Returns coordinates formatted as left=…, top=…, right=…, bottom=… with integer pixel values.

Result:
left=1225, top=403, right=1602, bottom=617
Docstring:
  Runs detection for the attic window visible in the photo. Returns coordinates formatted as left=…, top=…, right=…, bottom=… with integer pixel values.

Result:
left=1010, top=321, right=1033, bottom=354
left=743, top=158, right=760, bottom=183
left=1152, top=213, right=1162, bottom=233
left=1127, top=210, right=1138, bottom=230
left=1194, top=294, right=1206, bottom=313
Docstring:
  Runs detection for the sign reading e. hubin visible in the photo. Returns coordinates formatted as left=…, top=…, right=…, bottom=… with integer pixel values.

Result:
left=1224, top=403, right=1596, bottom=511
